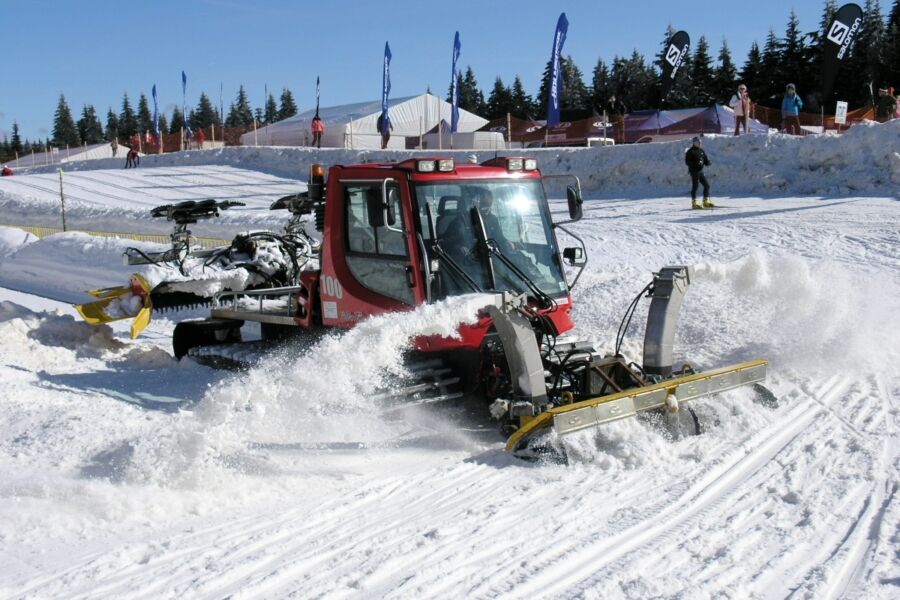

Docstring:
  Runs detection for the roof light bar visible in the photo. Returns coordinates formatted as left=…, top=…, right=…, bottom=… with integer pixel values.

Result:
left=416, top=160, right=436, bottom=173
left=524, top=158, right=538, bottom=170
left=437, top=159, right=455, bottom=172
left=507, top=158, right=524, bottom=171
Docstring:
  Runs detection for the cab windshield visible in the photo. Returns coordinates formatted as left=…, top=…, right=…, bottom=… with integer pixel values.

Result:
left=415, top=179, right=568, bottom=299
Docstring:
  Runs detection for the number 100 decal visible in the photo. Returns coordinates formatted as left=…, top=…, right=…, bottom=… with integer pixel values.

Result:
left=322, top=275, right=343, bottom=299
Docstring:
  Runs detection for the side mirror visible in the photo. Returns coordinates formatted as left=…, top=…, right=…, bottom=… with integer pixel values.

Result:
left=563, top=247, right=584, bottom=265
left=366, top=194, right=385, bottom=227
left=566, top=185, right=583, bottom=221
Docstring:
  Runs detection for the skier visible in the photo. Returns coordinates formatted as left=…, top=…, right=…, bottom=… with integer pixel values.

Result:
left=311, top=114, right=325, bottom=148
left=684, top=136, right=712, bottom=209
left=1, top=165, right=14, bottom=176
left=781, top=84, right=803, bottom=135
left=728, top=84, right=752, bottom=136
left=125, top=147, right=139, bottom=169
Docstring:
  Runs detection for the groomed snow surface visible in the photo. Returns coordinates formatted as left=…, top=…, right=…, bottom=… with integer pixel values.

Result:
left=0, top=125, right=898, bottom=599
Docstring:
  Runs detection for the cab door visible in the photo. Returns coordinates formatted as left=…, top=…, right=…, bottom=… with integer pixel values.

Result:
left=319, top=174, right=427, bottom=327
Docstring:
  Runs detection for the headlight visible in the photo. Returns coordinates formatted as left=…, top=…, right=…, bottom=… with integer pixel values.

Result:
left=416, top=160, right=436, bottom=173
left=523, top=158, right=538, bottom=170
left=437, top=159, right=455, bottom=172
left=507, top=158, right=523, bottom=171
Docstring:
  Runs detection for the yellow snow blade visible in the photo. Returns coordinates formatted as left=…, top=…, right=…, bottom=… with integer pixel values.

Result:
left=506, top=358, right=769, bottom=453
left=74, top=273, right=154, bottom=338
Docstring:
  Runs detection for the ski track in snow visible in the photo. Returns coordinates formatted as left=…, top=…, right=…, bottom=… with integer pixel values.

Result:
left=0, top=140, right=898, bottom=599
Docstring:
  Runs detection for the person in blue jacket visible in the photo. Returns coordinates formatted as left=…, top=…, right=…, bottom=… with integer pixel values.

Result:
left=781, top=83, right=803, bottom=135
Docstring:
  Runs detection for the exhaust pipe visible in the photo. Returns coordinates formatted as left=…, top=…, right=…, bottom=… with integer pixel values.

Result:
left=642, top=266, right=693, bottom=377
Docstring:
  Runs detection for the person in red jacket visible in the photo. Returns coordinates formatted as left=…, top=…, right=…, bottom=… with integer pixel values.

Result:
left=196, top=128, right=206, bottom=149
left=1, top=165, right=14, bottom=176
left=311, top=115, right=325, bottom=148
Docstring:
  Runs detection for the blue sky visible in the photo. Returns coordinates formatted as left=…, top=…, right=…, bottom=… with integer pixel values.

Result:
left=3, top=0, right=825, bottom=140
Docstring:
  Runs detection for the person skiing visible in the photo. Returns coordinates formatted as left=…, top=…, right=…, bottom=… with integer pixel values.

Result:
left=1, top=165, right=14, bottom=176
left=311, top=114, right=325, bottom=148
left=729, top=84, right=752, bottom=135
left=684, top=136, right=712, bottom=209
left=781, top=83, right=803, bottom=135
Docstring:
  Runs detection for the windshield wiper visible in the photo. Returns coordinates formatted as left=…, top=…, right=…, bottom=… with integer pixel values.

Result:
left=485, top=241, right=555, bottom=310
left=430, top=242, right=483, bottom=293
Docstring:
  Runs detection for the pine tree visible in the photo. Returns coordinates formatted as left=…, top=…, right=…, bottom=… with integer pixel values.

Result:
left=713, top=38, right=738, bottom=102
left=118, top=93, right=137, bottom=139
left=278, top=88, right=298, bottom=120
left=886, top=0, right=900, bottom=88
left=509, top=76, right=534, bottom=118
left=561, top=56, right=591, bottom=116
left=457, top=67, right=485, bottom=114
left=759, top=29, right=782, bottom=105
left=52, top=93, right=80, bottom=146
left=169, top=106, right=185, bottom=134
left=590, top=58, right=612, bottom=114
left=10, top=122, right=23, bottom=154
left=691, top=36, right=716, bottom=105
left=137, top=93, right=153, bottom=136
left=254, top=107, right=264, bottom=124
left=77, top=105, right=104, bottom=145
left=105, top=108, right=119, bottom=141
left=610, top=51, right=657, bottom=111
left=264, top=93, right=278, bottom=123
left=193, top=92, right=218, bottom=129
left=485, top=77, right=513, bottom=119
left=740, top=42, right=764, bottom=99
left=227, top=86, right=255, bottom=127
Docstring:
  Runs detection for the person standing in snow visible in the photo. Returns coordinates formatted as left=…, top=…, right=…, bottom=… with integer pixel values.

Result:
left=377, top=114, right=393, bottom=149
left=684, top=136, right=712, bottom=209
left=110, top=138, right=118, bottom=157
left=606, top=95, right=627, bottom=144
left=311, top=114, right=325, bottom=148
left=781, top=84, right=803, bottom=135
left=196, top=128, right=206, bottom=149
left=875, top=88, right=897, bottom=122
left=729, top=84, right=752, bottom=136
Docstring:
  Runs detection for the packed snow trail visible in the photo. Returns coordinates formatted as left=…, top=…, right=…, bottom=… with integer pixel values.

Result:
left=0, top=146, right=898, bottom=597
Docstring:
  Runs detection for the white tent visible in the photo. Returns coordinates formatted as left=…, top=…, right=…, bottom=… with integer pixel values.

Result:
left=241, top=93, right=489, bottom=149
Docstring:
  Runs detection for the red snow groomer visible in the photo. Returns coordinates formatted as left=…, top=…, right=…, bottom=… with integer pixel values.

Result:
left=106, top=158, right=772, bottom=455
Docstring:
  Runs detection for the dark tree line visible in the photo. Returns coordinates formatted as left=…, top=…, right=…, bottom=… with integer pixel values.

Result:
left=27, top=86, right=301, bottom=151
left=451, top=0, right=900, bottom=120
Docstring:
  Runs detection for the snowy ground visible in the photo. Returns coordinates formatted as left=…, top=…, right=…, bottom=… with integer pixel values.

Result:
left=0, top=131, right=898, bottom=598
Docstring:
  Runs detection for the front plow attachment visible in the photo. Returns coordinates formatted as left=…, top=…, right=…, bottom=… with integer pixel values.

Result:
left=74, top=273, right=153, bottom=339
left=506, top=358, right=768, bottom=454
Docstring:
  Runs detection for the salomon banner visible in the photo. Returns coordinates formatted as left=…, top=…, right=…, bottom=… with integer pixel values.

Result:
left=181, top=70, right=192, bottom=138
left=822, top=3, right=863, bottom=102
left=546, top=12, right=569, bottom=127
left=381, top=42, right=392, bottom=134
left=151, top=84, right=160, bottom=136
left=450, top=31, right=461, bottom=133
left=660, top=30, right=690, bottom=101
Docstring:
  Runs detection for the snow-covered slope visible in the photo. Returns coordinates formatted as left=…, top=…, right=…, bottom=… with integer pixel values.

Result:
left=0, top=128, right=898, bottom=599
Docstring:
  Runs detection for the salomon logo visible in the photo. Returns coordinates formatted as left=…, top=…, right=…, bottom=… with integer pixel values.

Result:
left=665, top=44, right=682, bottom=66
left=827, top=20, right=849, bottom=45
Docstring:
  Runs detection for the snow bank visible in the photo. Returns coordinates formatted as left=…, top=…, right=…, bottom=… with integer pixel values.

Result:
left=22, top=119, right=900, bottom=199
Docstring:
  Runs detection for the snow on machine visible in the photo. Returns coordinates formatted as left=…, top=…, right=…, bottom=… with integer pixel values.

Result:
left=78, top=157, right=769, bottom=455
left=75, top=195, right=321, bottom=337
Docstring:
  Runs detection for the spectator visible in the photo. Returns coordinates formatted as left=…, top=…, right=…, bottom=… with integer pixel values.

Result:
left=729, top=84, right=752, bottom=136
left=606, top=94, right=627, bottom=144
left=2, top=165, right=14, bottom=176
left=377, top=113, right=393, bottom=149
left=311, top=114, right=325, bottom=148
left=875, top=88, right=898, bottom=122
left=196, top=128, right=206, bottom=149
left=684, top=136, right=712, bottom=209
left=781, top=84, right=803, bottom=135
left=110, top=138, right=118, bottom=157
